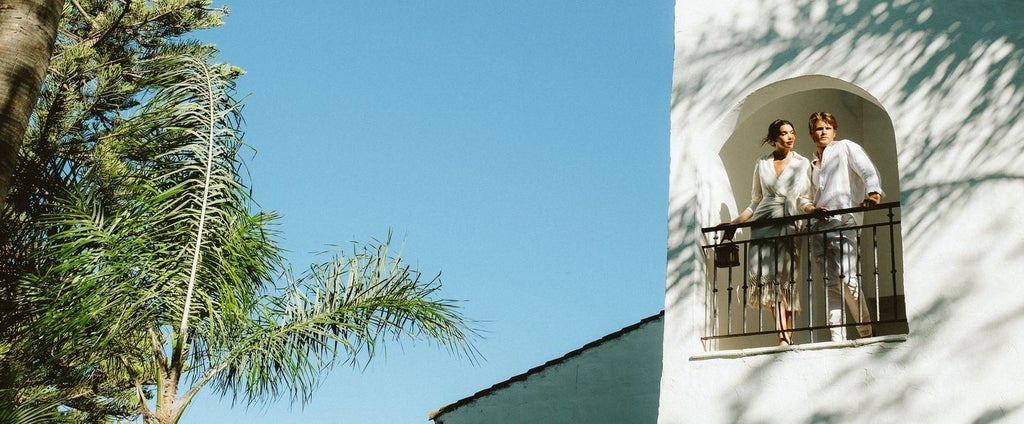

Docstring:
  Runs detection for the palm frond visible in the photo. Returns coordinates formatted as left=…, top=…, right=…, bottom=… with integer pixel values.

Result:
left=0, top=391, right=61, bottom=424
left=201, top=234, right=479, bottom=407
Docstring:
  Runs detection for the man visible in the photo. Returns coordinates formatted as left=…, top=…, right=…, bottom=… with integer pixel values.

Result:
left=803, top=112, right=883, bottom=341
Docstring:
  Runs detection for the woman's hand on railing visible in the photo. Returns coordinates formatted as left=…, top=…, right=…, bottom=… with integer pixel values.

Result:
left=805, top=205, right=830, bottom=220
left=715, top=222, right=737, bottom=241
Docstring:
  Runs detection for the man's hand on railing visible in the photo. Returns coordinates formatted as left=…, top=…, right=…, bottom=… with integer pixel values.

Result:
left=860, top=192, right=882, bottom=208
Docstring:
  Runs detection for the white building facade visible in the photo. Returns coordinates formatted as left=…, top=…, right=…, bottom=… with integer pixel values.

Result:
left=431, top=2, right=1024, bottom=422
left=663, top=1, right=1024, bottom=423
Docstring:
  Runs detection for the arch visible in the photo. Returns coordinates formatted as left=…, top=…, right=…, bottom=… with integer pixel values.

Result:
left=701, top=75, right=907, bottom=350
left=710, top=75, right=901, bottom=224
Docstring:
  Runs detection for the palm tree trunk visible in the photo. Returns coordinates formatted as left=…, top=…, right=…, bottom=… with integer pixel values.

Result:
left=0, top=0, right=62, bottom=205
left=149, top=373, right=182, bottom=424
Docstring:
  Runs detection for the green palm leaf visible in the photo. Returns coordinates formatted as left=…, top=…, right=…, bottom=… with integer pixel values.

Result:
left=201, top=234, right=479, bottom=407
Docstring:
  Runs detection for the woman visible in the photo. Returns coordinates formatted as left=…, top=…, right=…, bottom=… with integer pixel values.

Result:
left=728, top=119, right=812, bottom=345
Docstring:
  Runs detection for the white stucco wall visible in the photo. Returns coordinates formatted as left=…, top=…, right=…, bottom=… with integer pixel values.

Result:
left=663, top=1, right=1024, bottom=423
left=432, top=315, right=663, bottom=424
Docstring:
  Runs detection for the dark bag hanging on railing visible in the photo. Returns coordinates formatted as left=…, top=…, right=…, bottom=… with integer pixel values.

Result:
left=714, top=227, right=740, bottom=268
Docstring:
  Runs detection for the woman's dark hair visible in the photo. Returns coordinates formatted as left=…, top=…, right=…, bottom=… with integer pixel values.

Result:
left=762, top=119, right=794, bottom=146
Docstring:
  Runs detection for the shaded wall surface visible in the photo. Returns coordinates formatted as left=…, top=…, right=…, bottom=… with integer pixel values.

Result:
left=663, top=1, right=1024, bottom=423
left=432, top=314, right=663, bottom=424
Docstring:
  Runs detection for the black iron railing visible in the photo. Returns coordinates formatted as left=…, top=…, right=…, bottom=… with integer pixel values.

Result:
left=700, top=202, right=906, bottom=350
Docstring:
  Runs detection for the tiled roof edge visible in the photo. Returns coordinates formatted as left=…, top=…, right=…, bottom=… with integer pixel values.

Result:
left=429, top=310, right=665, bottom=421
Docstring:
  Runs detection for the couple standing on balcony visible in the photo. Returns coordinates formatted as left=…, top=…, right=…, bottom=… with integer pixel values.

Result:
left=727, top=112, right=884, bottom=345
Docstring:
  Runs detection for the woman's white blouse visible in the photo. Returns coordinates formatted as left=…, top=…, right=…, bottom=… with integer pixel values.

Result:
left=745, top=151, right=813, bottom=218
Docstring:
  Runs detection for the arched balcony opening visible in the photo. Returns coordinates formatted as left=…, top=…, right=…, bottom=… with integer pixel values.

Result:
left=699, top=76, right=908, bottom=351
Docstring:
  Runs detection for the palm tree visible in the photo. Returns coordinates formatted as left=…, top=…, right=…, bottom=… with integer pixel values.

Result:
left=0, top=0, right=62, bottom=206
left=2, top=4, right=476, bottom=421
left=27, top=53, right=476, bottom=424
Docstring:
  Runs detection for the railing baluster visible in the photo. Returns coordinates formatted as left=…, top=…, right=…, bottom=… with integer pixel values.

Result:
left=851, top=230, right=860, bottom=325
left=872, top=226, right=881, bottom=322
left=725, top=245, right=733, bottom=336
left=709, top=245, right=717, bottom=342
left=741, top=241, right=749, bottom=335
left=755, top=246, right=761, bottom=335
left=888, top=206, right=899, bottom=320
left=824, top=227, right=835, bottom=336
left=788, top=232, right=796, bottom=342
left=806, top=218, right=815, bottom=344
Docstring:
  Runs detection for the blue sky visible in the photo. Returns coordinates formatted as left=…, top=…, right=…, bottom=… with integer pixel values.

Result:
left=183, top=2, right=672, bottom=422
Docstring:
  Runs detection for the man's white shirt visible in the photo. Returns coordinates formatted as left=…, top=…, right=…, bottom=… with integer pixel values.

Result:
left=810, top=139, right=884, bottom=213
